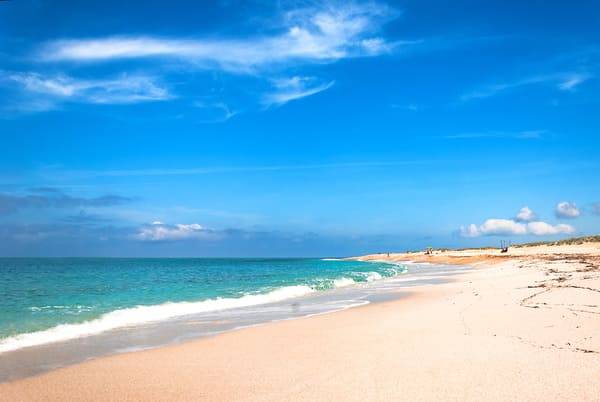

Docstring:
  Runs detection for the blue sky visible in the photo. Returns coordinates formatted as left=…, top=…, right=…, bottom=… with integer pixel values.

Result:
left=1, top=0, right=599, bottom=257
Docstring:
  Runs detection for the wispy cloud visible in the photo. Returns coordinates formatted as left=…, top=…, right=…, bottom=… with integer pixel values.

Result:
left=37, top=3, right=400, bottom=73
left=4, top=72, right=172, bottom=106
left=15, top=2, right=404, bottom=114
left=2, top=71, right=171, bottom=114
left=460, top=73, right=591, bottom=101
left=557, top=73, right=590, bottom=91
left=444, top=130, right=546, bottom=140
left=391, top=103, right=423, bottom=112
left=263, top=76, right=334, bottom=107
left=0, top=188, right=133, bottom=215
left=37, top=160, right=440, bottom=180
left=193, top=101, right=239, bottom=122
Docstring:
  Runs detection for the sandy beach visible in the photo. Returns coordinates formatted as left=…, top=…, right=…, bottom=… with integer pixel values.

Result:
left=2, top=242, right=599, bottom=401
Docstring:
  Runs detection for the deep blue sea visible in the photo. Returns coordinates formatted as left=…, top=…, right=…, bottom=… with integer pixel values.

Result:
left=0, top=258, right=406, bottom=353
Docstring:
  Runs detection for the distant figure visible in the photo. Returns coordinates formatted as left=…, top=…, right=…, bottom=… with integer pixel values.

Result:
left=500, top=240, right=509, bottom=253
left=387, top=252, right=390, bottom=257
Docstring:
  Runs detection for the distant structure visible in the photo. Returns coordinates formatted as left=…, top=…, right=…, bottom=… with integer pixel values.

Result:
left=425, top=246, right=433, bottom=255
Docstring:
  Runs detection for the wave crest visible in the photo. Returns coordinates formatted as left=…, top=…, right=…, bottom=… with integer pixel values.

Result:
left=0, top=285, right=314, bottom=354
left=0, top=261, right=408, bottom=354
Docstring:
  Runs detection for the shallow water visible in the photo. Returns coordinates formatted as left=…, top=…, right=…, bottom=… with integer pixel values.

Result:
left=0, top=258, right=470, bottom=381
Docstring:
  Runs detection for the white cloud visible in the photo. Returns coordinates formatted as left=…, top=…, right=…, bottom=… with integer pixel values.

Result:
left=391, top=103, right=423, bottom=112
left=460, top=219, right=527, bottom=237
left=135, top=222, right=214, bottom=241
left=515, top=206, right=536, bottom=222
left=459, top=223, right=482, bottom=238
left=360, top=37, right=393, bottom=54
left=6, top=72, right=172, bottom=104
left=37, top=160, right=436, bottom=181
left=460, top=218, right=575, bottom=237
left=461, top=76, right=551, bottom=101
left=193, top=101, right=239, bottom=122
left=17, top=3, right=406, bottom=114
left=527, top=221, right=575, bottom=236
left=558, top=73, right=590, bottom=91
left=555, top=201, right=580, bottom=218
left=9, top=73, right=77, bottom=97
left=263, top=76, right=334, bottom=107
left=461, top=73, right=591, bottom=101
left=444, top=130, right=546, bottom=140
left=37, top=3, right=399, bottom=72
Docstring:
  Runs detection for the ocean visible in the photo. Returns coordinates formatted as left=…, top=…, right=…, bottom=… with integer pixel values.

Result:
left=0, top=257, right=468, bottom=380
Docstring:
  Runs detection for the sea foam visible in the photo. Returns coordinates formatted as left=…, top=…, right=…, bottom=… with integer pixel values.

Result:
left=0, top=285, right=314, bottom=354
left=333, top=277, right=356, bottom=287
left=0, top=260, right=408, bottom=354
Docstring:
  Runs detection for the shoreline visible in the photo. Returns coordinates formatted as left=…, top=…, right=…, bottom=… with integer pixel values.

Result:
left=2, top=243, right=599, bottom=400
left=0, top=258, right=410, bottom=356
left=0, top=260, right=467, bottom=383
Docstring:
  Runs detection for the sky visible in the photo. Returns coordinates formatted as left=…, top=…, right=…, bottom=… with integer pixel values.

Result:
left=1, top=0, right=599, bottom=257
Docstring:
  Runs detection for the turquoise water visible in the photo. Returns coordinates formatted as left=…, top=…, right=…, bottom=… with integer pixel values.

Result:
left=0, top=258, right=405, bottom=352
